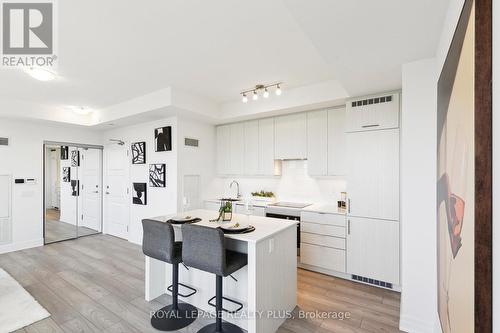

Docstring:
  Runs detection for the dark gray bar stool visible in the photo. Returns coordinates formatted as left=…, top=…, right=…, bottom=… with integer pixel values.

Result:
left=142, top=219, right=198, bottom=331
left=182, top=224, right=247, bottom=333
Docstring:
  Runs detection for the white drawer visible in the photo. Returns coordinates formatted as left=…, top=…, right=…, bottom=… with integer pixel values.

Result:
left=301, top=211, right=346, bottom=227
left=301, top=222, right=346, bottom=238
left=300, top=243, right=346, bottom=272
left=301, top=232, right=345, bottom=250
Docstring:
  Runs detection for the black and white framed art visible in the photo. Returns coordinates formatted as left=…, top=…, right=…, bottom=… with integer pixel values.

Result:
left=60, top=146, right=69, bottom=160
left=154, top=126, right=172, bottom=152
left=62, top=167, right=71, bottom=182
left=131, top=142, right=146, bottom=164
left=71, top=180, right=79, bottom=196
left=149, top=164, right=166, bottom=187
left=71, top=150, right=80, bottom=167
left=132, top=183, right=147, bottom=205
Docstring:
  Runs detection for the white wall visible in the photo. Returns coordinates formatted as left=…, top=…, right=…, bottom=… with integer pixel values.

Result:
left=399, top=58, right=438, bottom=333
left=0, top=119, right=102, bottom=254
left=102, top=117, right=179, bottom=245
left=177, top=118, right=216, bottom=211
left=208, top=160, right=346, bottom=204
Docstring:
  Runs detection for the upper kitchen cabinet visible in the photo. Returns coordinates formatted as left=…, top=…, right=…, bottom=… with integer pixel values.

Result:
left=244, top=120, right=259, bottom=175
left=327, top=108, right=347, bottom=175
left=229, top=123, right=245, bottom=174
left=346, top=93, right=399, bottom=132
left=258, top=118, right=276, bottom=175
left=306, top=110, right=328, bottom=176
left=346, top=129, right=399, bottom=221
left=216, top=125, right=231, bottom=175
left=275, top=113, right=307, bottom=160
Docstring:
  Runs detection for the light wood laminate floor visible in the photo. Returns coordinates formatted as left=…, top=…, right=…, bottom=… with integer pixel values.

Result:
left=45, top=209, right=99, bottom=243
left=0, top=235, right=402, bottom=333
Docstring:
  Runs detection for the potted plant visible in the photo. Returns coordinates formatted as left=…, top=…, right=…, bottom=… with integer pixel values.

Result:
left=219, top=200, right=233, bottom=221
left=251, top=190, right=275, bottom=202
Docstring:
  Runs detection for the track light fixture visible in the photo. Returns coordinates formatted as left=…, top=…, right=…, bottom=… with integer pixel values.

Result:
left=240, top=83, right=282, bottom=103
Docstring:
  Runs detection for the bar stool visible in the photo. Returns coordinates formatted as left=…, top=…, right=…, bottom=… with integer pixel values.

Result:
left=182, top=224, right=247, bottom=333
left=142, top=219, right=198, bottom=331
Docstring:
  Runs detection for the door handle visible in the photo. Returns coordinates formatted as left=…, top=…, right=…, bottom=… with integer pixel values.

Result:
left=105, top=191, right=110, bottom=194
left=93, top=191, right=99, bottom=193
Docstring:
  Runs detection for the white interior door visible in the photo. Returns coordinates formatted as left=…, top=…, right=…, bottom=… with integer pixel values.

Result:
left=80, top=149, right=102, bottom=232
left=104, top=144, right=130, bottom=239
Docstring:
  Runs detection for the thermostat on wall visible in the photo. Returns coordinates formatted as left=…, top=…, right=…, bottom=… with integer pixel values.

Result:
left=25, top=178, right=36, bottom=184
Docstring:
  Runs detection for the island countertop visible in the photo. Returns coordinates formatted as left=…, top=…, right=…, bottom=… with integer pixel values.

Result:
left=148, top=208, right=297, bottom=243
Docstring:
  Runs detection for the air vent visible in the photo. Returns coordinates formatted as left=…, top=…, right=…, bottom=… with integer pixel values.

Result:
left=351, top=95, right=393, bottom=108
left=184, top=138, right=199, bottom=147
left=0, top=137, right=9, bottom=146
left=351, top=275, right=393, bottom=289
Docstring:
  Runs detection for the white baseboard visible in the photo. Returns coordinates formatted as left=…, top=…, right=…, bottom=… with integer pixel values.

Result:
left=399, top=314, right=436, bottom=333
left=0, top=239, right=43, bottom=254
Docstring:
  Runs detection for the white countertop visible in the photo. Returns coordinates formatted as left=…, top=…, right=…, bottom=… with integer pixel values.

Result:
left=149, top=209, right=296, bottom=243
left=204, top=198, right=271, bottom=208
left=301, top=203, right=346, bottom=215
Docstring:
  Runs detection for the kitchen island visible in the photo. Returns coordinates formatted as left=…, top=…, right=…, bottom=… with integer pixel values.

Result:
left=144, top=209, right=297, bottom=333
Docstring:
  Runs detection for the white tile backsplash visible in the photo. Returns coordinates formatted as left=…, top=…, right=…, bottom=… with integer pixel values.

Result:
left=208, top=160, right=346, bottom=204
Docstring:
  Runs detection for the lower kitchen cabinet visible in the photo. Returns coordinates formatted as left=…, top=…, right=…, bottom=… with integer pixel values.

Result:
left=346, top=216, right=399, bottom=285
left=300, top=243, right=346, bottom=273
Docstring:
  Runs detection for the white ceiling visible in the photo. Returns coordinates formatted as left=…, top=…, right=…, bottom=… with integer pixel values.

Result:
left=0, top=0, right=450, bottom=125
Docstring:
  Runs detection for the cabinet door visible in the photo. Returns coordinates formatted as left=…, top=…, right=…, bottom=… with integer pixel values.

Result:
left=258, top=118, right=275, bottom=175
left=216, top=125, right=231, bottom=175
left=328, top=108, right=347, bottom=175
left=244, top=120, right=259, bottom=175
left=275, top=113, right=307, bottom=160
left=307, top=110, right=328, bottom=176
left=346, top=129, right=399, bottom=220
left=229, top=123, right=245, bottom=174
left=346, top=217, right=399, bottom=284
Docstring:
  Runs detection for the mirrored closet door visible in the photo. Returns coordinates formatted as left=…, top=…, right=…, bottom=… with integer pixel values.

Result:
left=44, top=143, right=103, bottom=244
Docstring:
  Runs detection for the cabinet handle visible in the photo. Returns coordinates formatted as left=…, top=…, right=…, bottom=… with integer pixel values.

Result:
left=348, top=199, right=351, bottom=213
left=362, top=124, right=380, bottom=128
left=348, top=219, right=351, bottom=235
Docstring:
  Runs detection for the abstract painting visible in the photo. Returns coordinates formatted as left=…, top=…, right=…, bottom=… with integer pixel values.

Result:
left=71, top=180, right=79, bottom=196
left=71, top=150, right=80, bottom=167
left=149, top=164, right=166, bottom=187
left=131, top=142, right=146, bottom=164
left=132, top=183, right=147, bottom=205
left=436, top=1, right=475, bottom=332
left=154, top=126, right=172, bottom=152
left=62, top=167, right=70, bottom=182
left=60, top=146, right=69, bottom=160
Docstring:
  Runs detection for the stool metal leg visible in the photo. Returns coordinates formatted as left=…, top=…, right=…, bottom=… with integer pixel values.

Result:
left=198, top=275, right=243, bottom=333
left=151, top=263, right=198, bottom=331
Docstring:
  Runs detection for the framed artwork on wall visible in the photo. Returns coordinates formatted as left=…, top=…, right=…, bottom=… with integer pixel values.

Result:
left=71, top=180, right=79, bottom=196
left=149, top=164, right=166, bottom=187
left=60, top=146, right=69, bottom=160
left=62, top=167, right=70, bottom=182
left=131, top=142, right=146, bottom=164
left=154, top=126, right=172, bottom=152
left=132, top=182, right=147, bottom=205
left=436, top=0, right=492, bottom=331
left=71, top=150, right=80, bottom=167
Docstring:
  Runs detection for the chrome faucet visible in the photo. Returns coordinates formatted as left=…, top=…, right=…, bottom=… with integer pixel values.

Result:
left=230, top=180, right=241, bottom=199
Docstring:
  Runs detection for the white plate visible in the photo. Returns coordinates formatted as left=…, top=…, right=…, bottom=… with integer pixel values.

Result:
left=171, top=215, right=195, bottom=222
left=220, top=222, right=249, bottom=231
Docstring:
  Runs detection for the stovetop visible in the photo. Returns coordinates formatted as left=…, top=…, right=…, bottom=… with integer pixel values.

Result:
left=268, top=202, right=311, bottom=209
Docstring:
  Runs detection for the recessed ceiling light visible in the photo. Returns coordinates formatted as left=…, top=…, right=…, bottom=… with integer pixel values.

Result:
left=24, top=67, right=57, bottom=81
left=67, top=106, right=93, bottom=115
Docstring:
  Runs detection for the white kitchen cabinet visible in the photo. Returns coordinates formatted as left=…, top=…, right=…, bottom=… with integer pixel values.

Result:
left=346, top=129, right=399, bottom=221
left=346, top=93, right=399, bottom=132
left=307, top=110, right=328, bottom=176
left=275, top=113, right=307, bottom=160
left=244, top=120, right=259, bottom=175
left=301, top=243, right=346, bottom=273
left=229, top=123, right=245, bottom=175
left=216, top=125, right=231, bottom=175
left=235, top=204, right=266, bottom=217
left=346, top=216, right=399, bottom=284
left=328, top=108, right=347, bottom=175
left=258, top=118, right=275, bottom=175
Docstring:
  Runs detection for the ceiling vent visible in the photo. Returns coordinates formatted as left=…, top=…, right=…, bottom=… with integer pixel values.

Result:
left=0, top=137, right=9, bottom=146
left=184, top=138, right=199, bottom=147
left=351, top=95, right=393, bottom=108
